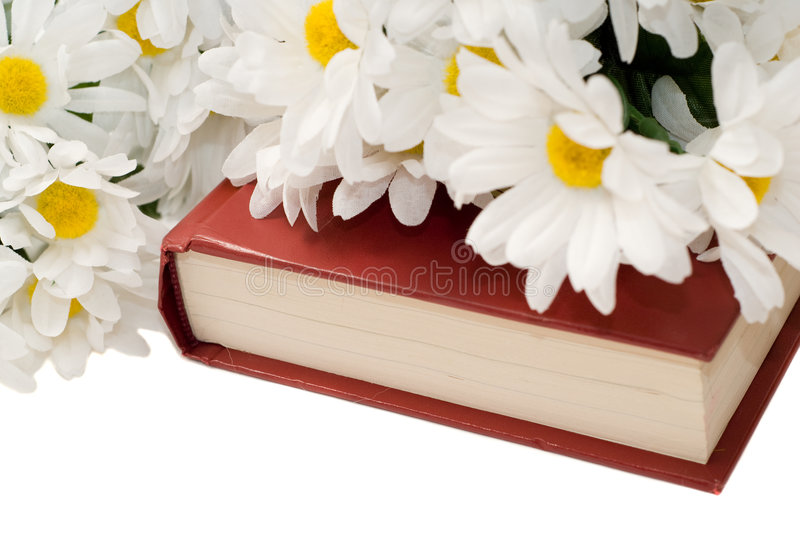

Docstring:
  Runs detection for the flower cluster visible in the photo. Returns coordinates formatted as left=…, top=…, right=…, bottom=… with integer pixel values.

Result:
left=4, top=0, right=800, bottom=390
left=0, top=0, right=229, bottom=392
left=200, top=0, right=800, bottom=324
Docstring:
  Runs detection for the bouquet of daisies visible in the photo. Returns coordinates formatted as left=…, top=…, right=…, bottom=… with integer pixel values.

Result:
left=3, top=0, right=800, bottom=392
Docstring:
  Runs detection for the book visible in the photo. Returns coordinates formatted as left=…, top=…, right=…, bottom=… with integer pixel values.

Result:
left=159, top=179, right=800, bottom=493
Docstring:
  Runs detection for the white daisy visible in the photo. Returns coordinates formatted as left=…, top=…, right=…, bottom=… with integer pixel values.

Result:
left=222, top=0, right=394, bottom=181
left=432, top=21, right=707, bottom=314
left=654, top=42, right=800, bottom=322
left=378, top=3, right=601, bottom=154
left=0, top=141, right=145, bottom=299
left=0, top=0, right=143, bottom=156
left=5, top=267, right=154, bottom=380
left=102, top=0, right=228, bottom=49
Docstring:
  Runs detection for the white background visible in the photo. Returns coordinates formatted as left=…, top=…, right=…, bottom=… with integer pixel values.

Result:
left=1, top=327, right=798, bottom=534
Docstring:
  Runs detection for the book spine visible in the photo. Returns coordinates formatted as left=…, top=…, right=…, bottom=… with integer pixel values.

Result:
left=158, top=180, right=241, bottom=361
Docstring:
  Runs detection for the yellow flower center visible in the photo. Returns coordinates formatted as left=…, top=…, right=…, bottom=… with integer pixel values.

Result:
left=718, top=163, right=772, bottom=204
left=0, top=57, right=48, bottom=116
left=444, top=46, right=502, bottom=96
left=405, top=142, right=424, bottom=156
left=742, top=175, right=772, bottom=204
left=117, top=2, right=167, bottom=57
left=305, top=0, right=357, bottom=67
left=546, top=125, right=611, bottom=189
left=36, top=181, right=99, bottom=240
left=28, top=282, right=83, bottom=319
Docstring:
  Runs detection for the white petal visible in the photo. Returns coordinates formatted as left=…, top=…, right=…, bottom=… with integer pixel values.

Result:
left=299, top=184, right=323, bottom=232
left=31, top=283, right=70, bottom=337
left=583, top=257, right=619, bottom=315
left=388, top=171, right=437, bottom=226
left=699, top=161, right=759, bottom=230
left=524, top=251, right=568, bottom=314
left=19, top=204, right=56, bottom=239
left=66, top=37, right=141, bottom=84
left=0, top=258, right=29, bottom=300
left=601, top=147, right=643, bottom=202
left=761, top=58, right=800, bottom=130
left=750, top=210, right=800, bottom=270
left=379, top=87, right=437, bottom=152
left=66, top=86, right=146, bottom=114
left=717, top=228, right=784, bottom=323
left=711, top=125, right=783, bottom=178
left=566, top=193, right=618, bottom=291
left=48, top=141, right=88, bottom=168
left=449, top=147, right=541, bottom=194
left=651, top=76, right=707, bottom=145
left=608, top=0, right=639, bottom=63
left=223, top=121, right=282, bottom=180
left=78, top=280, right=121, bottom=322
left=333, top=176, right=391, bottom=221
left=712, top=42, right=764, bottom=125
left=249, top=184, right=283, bottom=219
left=0, top=358, right=36, bottom=393
left=50, top=328, right=91, bottom=379
left=613, top=195, right=666, bottom=274
left=11, top=0, right=54, bottom=48
left=584, top=75, right=623, bottom=134
left=457, top=51, right=548, bottom=121
left=506, top=189, right=577, bottom=268
left=555, top=112, right=615, bottom=149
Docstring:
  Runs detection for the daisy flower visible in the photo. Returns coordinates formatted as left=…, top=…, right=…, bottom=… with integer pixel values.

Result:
left=0, top=141, right=147, bottom=299
left=378, top=3, right=601, bottom=154
left=4, top=265, right=156, bottom=380
left=222, top=0, right=394, bottom=181
left=0, top=0, right=143, bottom=156
left=431, top=21, right=707, bottom=315
left=654, top=42, right=800, bottom=322
left=102, top=0, right=227, bottom=49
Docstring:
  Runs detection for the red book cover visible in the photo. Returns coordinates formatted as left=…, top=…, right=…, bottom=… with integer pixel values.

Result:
left=159, top=179, right=800, bottom=493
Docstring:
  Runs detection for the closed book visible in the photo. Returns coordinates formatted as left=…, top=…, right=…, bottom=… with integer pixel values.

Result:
left=159, top=179, right=800, bottom=493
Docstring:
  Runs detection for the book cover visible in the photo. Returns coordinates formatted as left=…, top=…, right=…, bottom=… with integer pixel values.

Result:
left=159, top=179, right=800, bottom=493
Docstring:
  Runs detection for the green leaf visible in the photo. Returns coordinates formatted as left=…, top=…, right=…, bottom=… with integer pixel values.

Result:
left=138, top=199, right=160, bottom=219
left=597, top=20, right=718, bottom=129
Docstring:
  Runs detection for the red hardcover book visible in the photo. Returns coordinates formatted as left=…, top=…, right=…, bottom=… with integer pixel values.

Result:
left=159, top=180, right=800, bottom=493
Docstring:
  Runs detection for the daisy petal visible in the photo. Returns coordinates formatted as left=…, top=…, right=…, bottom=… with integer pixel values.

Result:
left=712, top=42, right=763, bottom=125
left=566, top=193, right=617, bottom=291
left=699, top=161, right=759, bottom=230
left=31, top=283, right=70, bottom=337
left=388, top=170, right=437, bottom=226
left=18, top=204, right=56, bottom=239
left=524, top=251, right=568, bottom=314
left=333, top=176, right=391, bottom=221
left=717, top=228, right=784, bottom=323
left=78, top=280, right=121, bottom=322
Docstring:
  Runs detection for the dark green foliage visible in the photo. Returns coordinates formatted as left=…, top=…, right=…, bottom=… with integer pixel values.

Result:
left=586, top=19, right=717, bottom=150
